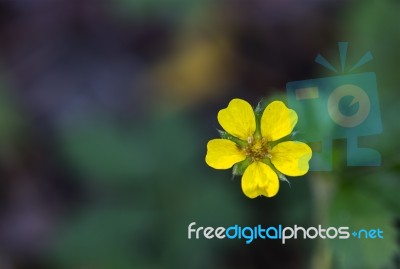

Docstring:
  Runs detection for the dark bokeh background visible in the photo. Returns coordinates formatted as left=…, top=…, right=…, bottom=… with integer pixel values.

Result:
left=0, top=0, right=399, bottom=268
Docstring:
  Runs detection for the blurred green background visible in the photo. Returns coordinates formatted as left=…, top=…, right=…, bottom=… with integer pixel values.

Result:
left=0, top=0, right=399, bottom=268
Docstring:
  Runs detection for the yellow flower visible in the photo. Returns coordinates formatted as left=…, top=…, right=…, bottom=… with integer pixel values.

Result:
left=205, top=98, right=312, bottom=198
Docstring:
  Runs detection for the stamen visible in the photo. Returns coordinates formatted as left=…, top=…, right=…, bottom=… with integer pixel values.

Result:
left=244, top=137, right=272, bottom=162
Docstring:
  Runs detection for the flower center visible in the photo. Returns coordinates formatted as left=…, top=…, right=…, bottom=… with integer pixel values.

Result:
left=245, top=136, right=271, bottom=161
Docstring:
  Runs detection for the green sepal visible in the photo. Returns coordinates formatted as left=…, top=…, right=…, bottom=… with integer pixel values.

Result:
left=217, top=129, right=233, bottom=139
left=217, top=129, right=247, bottom=147
left=232, top=158, right=252, bottom=176
left=254, top=99, right=269, bottom=137
left=277, top=172, right=291, bottom=187
left=254, top=98, right=269, bottom=118
left=267, top=129, right=302, bottom=149
left=289, top=130, right=310, bottom=143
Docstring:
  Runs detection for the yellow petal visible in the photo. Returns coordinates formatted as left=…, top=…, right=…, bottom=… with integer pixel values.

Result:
left=217, top=99, right=256, bottom=141
left=270, top=141, right=312, bottom=176
left=261, top=101, right=298, bottom=141
left=241, top=162, right=279, bottom=198
left=205, top=139, right=246, bottom=169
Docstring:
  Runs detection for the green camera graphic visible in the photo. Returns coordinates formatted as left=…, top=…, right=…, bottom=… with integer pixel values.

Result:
left=286, top=43, right=382, bottom=171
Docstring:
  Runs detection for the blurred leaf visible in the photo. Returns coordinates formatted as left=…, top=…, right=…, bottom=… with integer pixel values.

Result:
left=343, top=0, right=400, bottom=162
left=159, top=174, right=248, bottom=269
left=360, top=171, right=400, bottom=215
left=51, top=206, right=158, bottom=269
left=51, top=173, right=249, bottom=269
left=329, top=185, right=398, bottom=269
left=57, top=114, right=200, bottom=183
left=53, top=112, right=251, bottom=269
left=58, top=118, right=149, bottom=180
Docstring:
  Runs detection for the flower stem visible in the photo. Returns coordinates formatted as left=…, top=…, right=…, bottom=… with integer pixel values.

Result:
left=309, top=172, right=335, bottom=269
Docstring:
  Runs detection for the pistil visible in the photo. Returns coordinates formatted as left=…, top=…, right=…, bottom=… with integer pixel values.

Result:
left=245, top=136, right=271, bottom=161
